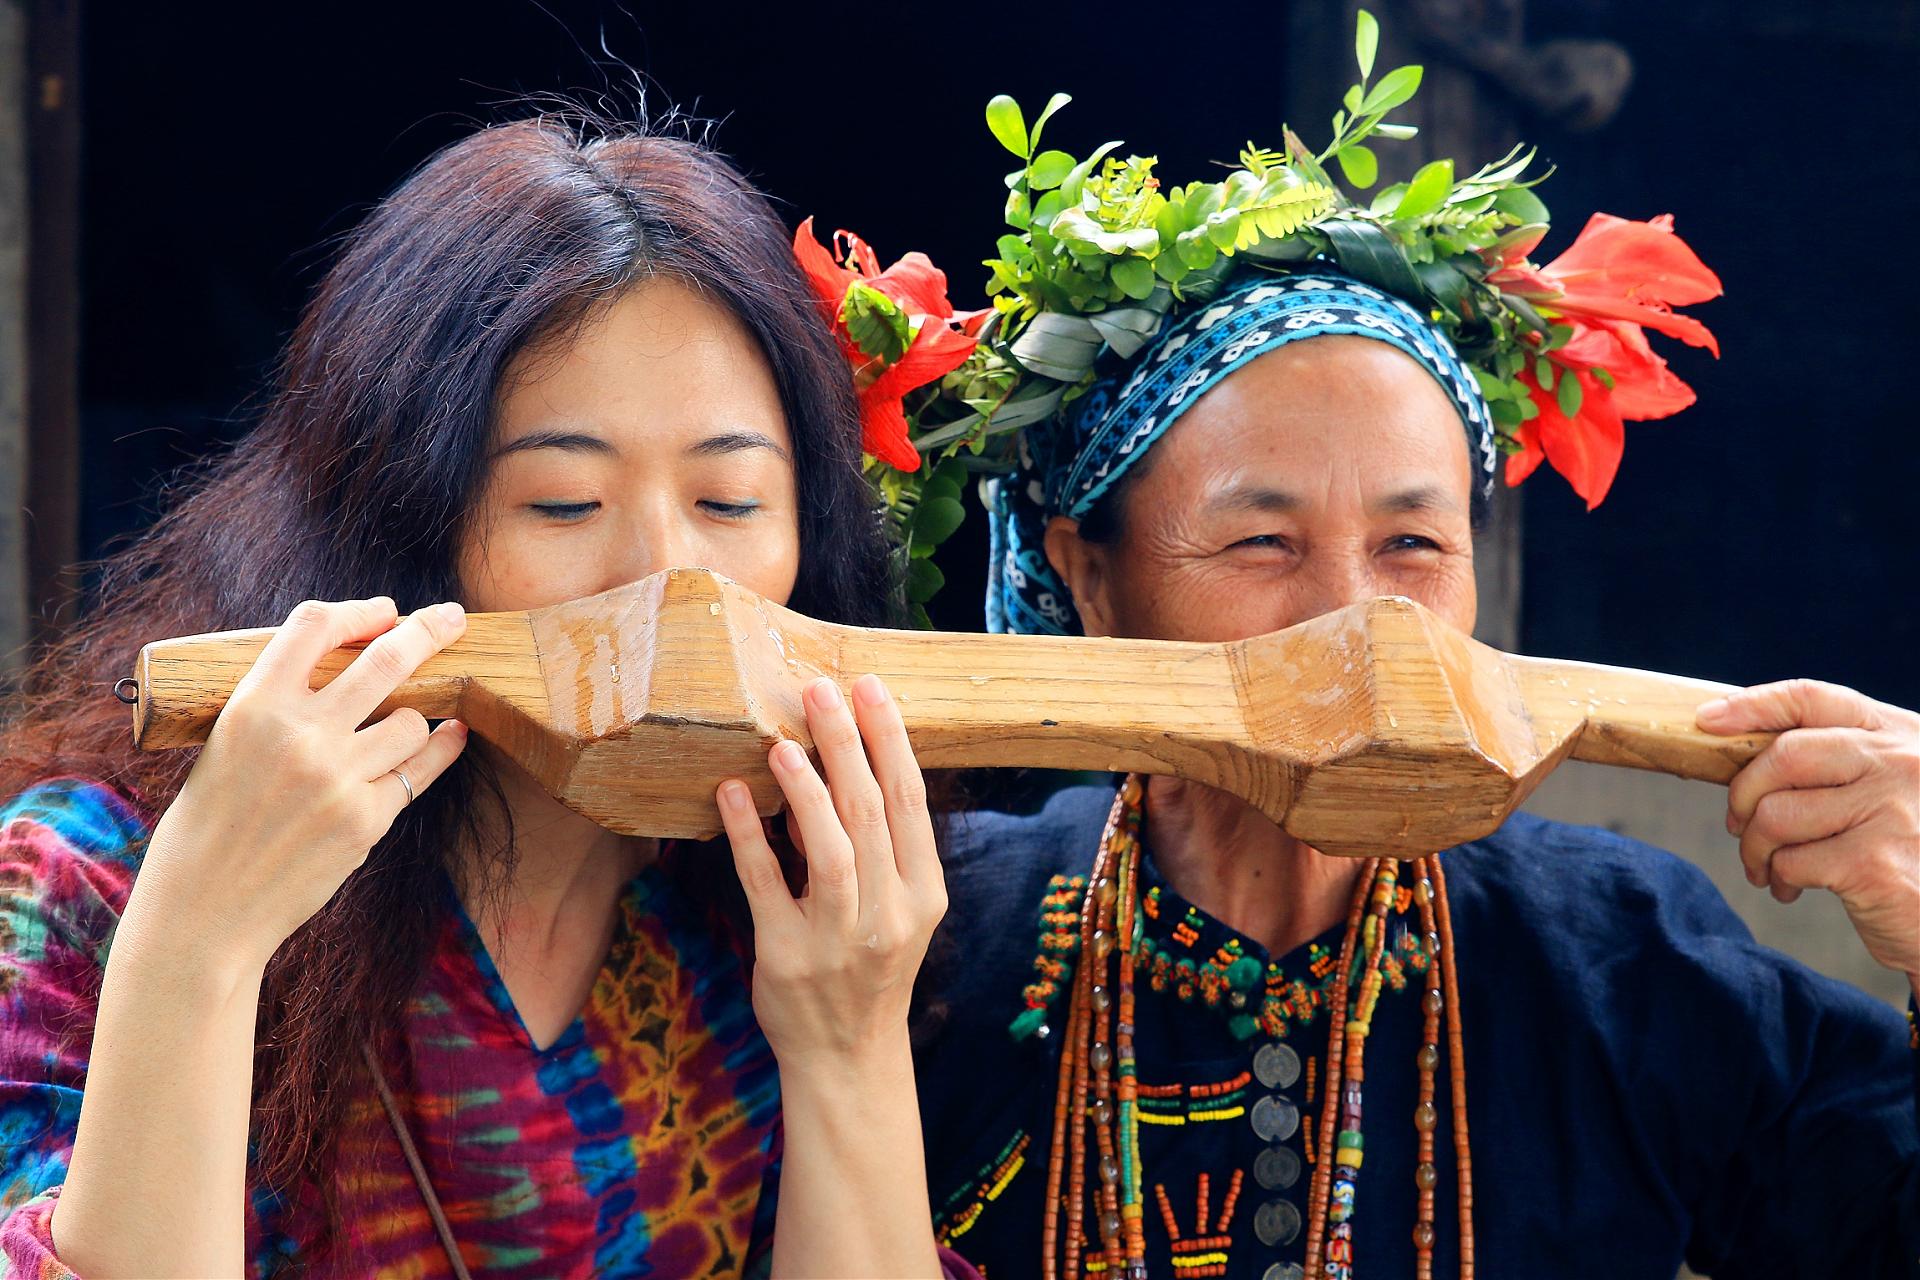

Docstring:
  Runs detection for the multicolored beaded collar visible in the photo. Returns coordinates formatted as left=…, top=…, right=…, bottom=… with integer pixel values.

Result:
left=1029, top=776, right=1476, bottom=1280
left=1011, top=824, right=1434, bottom=1045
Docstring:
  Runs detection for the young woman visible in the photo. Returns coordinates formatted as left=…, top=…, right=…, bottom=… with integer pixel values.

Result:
left=0, top=114, right=955, bottom=1278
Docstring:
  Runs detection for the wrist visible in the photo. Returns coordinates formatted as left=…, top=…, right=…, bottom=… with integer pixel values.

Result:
left=775, top=1026, right=917, bottom=1099
left=113, top=882, right=271, bottom=1001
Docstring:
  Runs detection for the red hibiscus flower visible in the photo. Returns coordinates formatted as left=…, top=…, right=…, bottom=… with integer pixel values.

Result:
left=1489, top=213, right=1722, bottom=508
left=793, top=217, right=987, bottom=472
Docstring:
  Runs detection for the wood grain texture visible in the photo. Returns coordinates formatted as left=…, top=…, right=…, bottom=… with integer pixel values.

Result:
left=130, top=568, right=1774, bottom=855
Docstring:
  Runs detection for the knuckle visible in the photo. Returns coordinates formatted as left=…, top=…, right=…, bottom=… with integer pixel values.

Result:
left=386, top=707, right=430, bottom=742
left=286, top=599, right=331, bottom=630
left=886, top=772, right=929, bottom=815
left=360, top=639, right=410, bottom=684
left=810, top=854, right=857, bottom=891
left=839, top=787, right=888, bottom=832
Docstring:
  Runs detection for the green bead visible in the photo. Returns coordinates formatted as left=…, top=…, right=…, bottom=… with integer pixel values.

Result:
left=1226, top=955, right=1263, bottom=992
left=1009, top=1007, right=1049, bottom=1041
left=1228, top=1014, right=1260, bottom=1041
left=1337, top=1129, right=1364, bottom=1150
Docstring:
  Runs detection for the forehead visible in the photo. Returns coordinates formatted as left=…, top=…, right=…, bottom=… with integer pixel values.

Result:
left=1131, top=335, right=1474, bottom=501
left=494, top=276, right=789, bottom=449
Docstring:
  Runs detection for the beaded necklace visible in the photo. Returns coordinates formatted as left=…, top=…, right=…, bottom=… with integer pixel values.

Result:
left=1038, top=775, right=1477, bottom=1280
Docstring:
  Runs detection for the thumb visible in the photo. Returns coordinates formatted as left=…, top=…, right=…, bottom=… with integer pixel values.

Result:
left=1697, top=678, right=1882, bottom=735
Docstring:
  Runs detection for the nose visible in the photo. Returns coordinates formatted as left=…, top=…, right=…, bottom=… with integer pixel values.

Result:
left=1290, top=547, right=1385, bottom=623
left=603, top=499, right=699, bottom=595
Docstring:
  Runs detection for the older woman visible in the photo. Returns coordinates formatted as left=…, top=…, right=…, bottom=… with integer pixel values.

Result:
left=913, top=267, right=1919, bottom=1279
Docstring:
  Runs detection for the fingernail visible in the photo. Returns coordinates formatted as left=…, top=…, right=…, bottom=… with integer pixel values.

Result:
left=436, top=601, right=466, bottom=626
left=373, top=595, right=397, bottom=613
left=450, top=719, right=470, bottom=738
left=1698, top=697, right=1730, bottom=721
left=718, top=780, right=750, bottom=812
left=853, top=673, right=887, bottom=707
left=772, top=740, right=807, bottom=771
left=807, top=677, right=841, bottom=711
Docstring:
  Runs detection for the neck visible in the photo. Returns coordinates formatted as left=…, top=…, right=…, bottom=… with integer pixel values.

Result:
left=1143, top=776, right=1363, bottom=957
left=460, top=744, right=656, bottom=959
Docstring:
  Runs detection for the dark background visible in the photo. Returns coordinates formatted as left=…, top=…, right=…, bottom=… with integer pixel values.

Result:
left=74, top=1, right=1918, bottom=706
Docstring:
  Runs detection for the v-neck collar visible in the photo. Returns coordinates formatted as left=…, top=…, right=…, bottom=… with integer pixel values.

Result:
left=442, top=861, right=660, bottom=1056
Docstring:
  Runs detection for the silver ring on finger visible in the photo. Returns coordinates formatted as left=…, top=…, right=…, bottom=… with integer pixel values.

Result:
left=390, top=766, right=416, bottom=807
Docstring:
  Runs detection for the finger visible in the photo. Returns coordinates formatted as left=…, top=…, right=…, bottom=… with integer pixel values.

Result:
left=355, top=707, right=433, bottom=775
left=321, top=602, right=467, bottom=728
left=1698, top=679, right=1885, bottom=735
left=1738, top=785, right=1861, bottom=890
left=249, top=597, right=399, bottom=691
left=372, top=719, right=469, bottom=819
left=803, top=678, right=893, bottom=907
left=1725, top=728, right=1877, bottom=835
left=769, top=738, right=859, bottom=931
left=1767, top=833, right=1861, bottom=905
left=849, top=674, right=941, bottom=892
left=717, top=780, right=801, bottom=934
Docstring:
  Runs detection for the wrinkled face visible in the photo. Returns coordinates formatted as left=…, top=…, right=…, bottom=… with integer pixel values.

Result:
left=458, top=276, right=801, bottom=613
left=1045, top=335, right=1478, bottom=644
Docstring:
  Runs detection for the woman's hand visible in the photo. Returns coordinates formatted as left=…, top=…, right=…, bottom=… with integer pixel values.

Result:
left=137, top=596, right=472, bottom=975
left=1700, top=680, right=1920, bottom=987
left=717, top=673, right=947, bottom=1067
left=715, top=673, right=947, bottom=1279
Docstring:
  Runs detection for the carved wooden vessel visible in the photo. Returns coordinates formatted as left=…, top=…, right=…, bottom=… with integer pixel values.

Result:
left=129, top=567, right=1772, bottom=856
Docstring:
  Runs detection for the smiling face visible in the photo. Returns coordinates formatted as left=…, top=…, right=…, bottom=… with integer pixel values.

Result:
left=458, top=276, right=801, bottom=614
left=1043, top=334, right=1479, bottom=644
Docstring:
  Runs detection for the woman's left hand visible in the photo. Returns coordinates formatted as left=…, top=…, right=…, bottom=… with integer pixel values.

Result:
left=1699, top=680, right=1920, bottom=984
left=717, top=673, right=947, bottom=1068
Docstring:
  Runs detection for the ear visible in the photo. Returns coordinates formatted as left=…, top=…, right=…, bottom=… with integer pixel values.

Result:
left=1043, top=516, right=1118, bottom=637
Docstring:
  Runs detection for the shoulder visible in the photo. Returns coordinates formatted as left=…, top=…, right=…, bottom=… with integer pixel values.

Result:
left=1446, top=811, right=1907, bottom=1043
left=0, top=777, right=152, bottom=947
left=937, top=782, right=1116, bottom=925
left=1, top=777, right=151, bottom=870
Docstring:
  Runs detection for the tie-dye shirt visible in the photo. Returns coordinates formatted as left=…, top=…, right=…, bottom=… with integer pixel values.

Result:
left=0, top=777, right=785, bottom=1278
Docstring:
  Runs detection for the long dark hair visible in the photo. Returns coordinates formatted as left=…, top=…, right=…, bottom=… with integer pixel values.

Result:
left=0, top=111, right=897, bottom=1250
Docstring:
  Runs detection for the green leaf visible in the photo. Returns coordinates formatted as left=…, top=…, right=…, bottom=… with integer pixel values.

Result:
left=912, top=495, right=967, bottom=547
left=1028, top=149, right=1075, bottom=191
left=1492, top=185, right=1551, bottom=226
left=1321, top=218, right=1424, bottom=299
left=1343, top=85, right=1364, bottom=115
left=1110, top=256, right=1156, bottom=300
left=905, top=556, right=946, bottom=604
left=1355, top=9, right=1379, bottom=80
left=1556, top=370, right=1583, bottom=418
left=1533, top=355, right=1555, bottom=389
left=1393, top=159, right=1453, bottom=220
left=1470, top=367, right=1510, bottom=401
left=840, top=285, right=909, bottom=363
left=1028, top=92, right=1072, bottom=152
left=1006, top=189, right=1032, bottom=231
left=1374, top=122, right=1419, bottom=141
left=1031, top=189, right=1068, bottom=230
left=1060, top=140, right=1125, bottom=205
left=1489, top=397, right=1524, bottom=429
left=1335, top=144, right=1378, bottom=188
left=1592, top=366, right=1617, bottom=390
left=1359, top=64, right=1423, bottom=115
left=986, top=96, right=1030, bottom=159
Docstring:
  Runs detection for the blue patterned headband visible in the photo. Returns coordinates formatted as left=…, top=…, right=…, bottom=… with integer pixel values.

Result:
left=984, top=269, right=1498, bottom=636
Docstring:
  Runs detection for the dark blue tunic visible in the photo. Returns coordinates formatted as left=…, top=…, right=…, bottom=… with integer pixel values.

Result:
left=916, top=785, right=1920, bottom=1279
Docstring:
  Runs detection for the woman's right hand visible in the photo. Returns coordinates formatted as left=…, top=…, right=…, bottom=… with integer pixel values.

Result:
left=136, top=596, right=472, bottom=974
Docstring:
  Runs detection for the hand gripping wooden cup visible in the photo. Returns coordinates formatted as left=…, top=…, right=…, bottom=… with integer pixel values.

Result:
left=126, top=567, right=1772, bottom=857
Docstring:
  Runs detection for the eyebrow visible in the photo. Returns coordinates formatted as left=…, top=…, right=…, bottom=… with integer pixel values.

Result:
left=1203, top=484, right=1464, bottom=516
left=492, top=429, right=617, bottom=459
left=1371, top=486, right=1464, bottom=516
left=686, top=430, right=791, bottom=463
left=1206, top=485, right=1302, bottom=515
left=490, top=428, right=792, bottom=463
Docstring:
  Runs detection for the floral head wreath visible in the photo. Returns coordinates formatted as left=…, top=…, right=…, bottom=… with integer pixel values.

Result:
left=795, top=10, right=1721, bottom=622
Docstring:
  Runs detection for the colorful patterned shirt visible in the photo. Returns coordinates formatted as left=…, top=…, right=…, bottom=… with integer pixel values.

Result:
left=0, top=777, right=783, bottom=1278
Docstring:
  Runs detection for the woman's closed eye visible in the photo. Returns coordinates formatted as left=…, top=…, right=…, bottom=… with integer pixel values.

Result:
left=529, top=500, right=599, bottom=522
left=699, top=498, right=763, bottom=520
